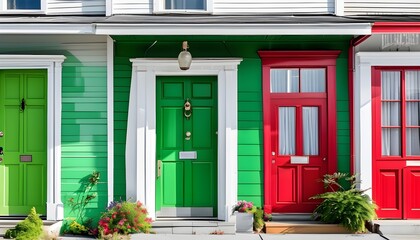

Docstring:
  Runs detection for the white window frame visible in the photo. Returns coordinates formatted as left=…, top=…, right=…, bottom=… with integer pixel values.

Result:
left=0, top=0, right=46, bottom=14
left=153, top=0, right=213, bottom=14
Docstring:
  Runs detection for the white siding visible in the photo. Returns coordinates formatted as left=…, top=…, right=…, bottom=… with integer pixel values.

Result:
left=112, top=0, right=151, bottom=14
left=345, top=0, right=420, bottom=15
left=112, top=0, right=334, bottom=15
left=47, top=0, right=106, bottom=15
left=213, top=0, right=334, bottom=14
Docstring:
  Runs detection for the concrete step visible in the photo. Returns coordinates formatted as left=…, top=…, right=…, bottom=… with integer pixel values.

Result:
left=152, top=220, right=235, bottom=235
left=265, top=220, right=352, bottom=234
left=374, top=220, right=420, bottom=235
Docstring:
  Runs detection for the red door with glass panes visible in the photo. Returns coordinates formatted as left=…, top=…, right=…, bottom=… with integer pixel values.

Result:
left=259, top=51, right=339, bottom=213
left=372, top=68, right=420, bottom=219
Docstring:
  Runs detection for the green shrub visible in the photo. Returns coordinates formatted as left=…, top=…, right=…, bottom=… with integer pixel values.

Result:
left=311, top=172, right=377, bottom=233
left=4, top=207, right=43, bottom=240
left=96, top=200, right=152, bottom=238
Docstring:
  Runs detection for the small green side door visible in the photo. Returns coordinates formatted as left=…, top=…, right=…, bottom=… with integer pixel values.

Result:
left=0, top=70, right=47, bottom=216
left=156, top=76, right=217, bottom=217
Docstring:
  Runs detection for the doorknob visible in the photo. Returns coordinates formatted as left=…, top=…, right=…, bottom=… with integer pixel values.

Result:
left=0, top=147, right=3, bottom=155
left=185, top=131, right=191, bottom=140
left=0, top=131, right=3, bottom=137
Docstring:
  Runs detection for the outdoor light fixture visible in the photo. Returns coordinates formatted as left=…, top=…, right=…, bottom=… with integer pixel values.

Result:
left=178, top=41, right=192, bottom=70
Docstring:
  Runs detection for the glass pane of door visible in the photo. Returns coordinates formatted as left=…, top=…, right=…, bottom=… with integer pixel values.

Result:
left=406, top=71, right=420, bottom=156
left=381, top=71, right=401, bottom=156
left=303, top=107, right=319, bottom=155
left=279, top=107, right=295, bottom=155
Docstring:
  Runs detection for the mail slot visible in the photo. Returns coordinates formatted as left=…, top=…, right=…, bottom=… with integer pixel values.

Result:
left=20, top=155, right=32, bottom=162
left=179, top=151, right=197, bottom=160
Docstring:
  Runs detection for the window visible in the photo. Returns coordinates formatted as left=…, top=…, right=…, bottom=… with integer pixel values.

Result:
left=376, top=69, right=420, bottom=157
left=154, top=0, right=211, bottom=13
left=7, top=0, right=40, bottom=10
left=270, top=68, right=326, bottom=93
left=165, top=0, right=205, bottom=10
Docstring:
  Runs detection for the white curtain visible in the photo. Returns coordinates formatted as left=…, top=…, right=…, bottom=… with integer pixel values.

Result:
left=381, top=71, right=401, bottom=156
left=301, top=69, right=326, bottom=93
left=279, top=107, right=295, bottom=155
left=303, top=107, right=319, bottom=155
left=270, top=69, right=299, bottom=93
left=406, top=71, right=420, bottom=156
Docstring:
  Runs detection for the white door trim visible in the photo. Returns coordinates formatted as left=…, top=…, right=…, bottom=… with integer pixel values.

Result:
left=0, top=55, right=66, bottom=220
left=126, top=58, right=242, bottom=221
left=354, top=52, right=420, bottom=200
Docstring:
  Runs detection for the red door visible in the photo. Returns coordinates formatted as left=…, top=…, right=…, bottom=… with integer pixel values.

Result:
left=270, top=98, right=327, bottom=212
left=259, top=50, right=340, bottom=214
left=372, top=68, right=420, bottom=219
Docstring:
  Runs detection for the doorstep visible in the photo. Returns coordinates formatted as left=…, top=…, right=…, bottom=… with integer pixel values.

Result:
left=373, top=220, right=420, bottom=235
left=152, top=219, right=235, bottom=235
left=265, top=214, right=351, bottom=234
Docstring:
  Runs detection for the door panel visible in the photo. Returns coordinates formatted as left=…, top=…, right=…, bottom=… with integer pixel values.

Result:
left=404, top=167, right=420, bottom=218
left=271, top=98, right=327, bottom=213
left=156, top=76, right=217, bottom=217
left=0, top=70, right=47, bottom=216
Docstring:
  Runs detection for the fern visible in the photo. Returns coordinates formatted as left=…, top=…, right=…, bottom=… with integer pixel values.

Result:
left=311, top=173, right=377, bottom=233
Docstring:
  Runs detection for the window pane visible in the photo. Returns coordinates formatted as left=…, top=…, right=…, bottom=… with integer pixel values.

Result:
left=406, top=102, right=420, bottom=126
left=381, top=71, right=401, bottom=100
left=303, top=107, right=319, bottom=155
left=406, top=71, right=420, bottom=100
left=270, top=69, right=299, bottom=93
left=279, top=107, right=295, bottom=155
left=8, top=0, right=40, bottom=9
left=301, top=69, right=326, bottom=93
left=382, top=128, right=401, bottom=156
left=407, top=128, right=420, bottom=156
left=382, top=102, right=401, bottom=126
left=165, top=0, right=205, bottom=10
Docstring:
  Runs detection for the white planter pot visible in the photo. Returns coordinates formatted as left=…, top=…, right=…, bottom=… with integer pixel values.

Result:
left=235, top=211, right=253, bottom=233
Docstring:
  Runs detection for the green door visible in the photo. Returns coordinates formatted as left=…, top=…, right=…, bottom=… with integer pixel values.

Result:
left=156, top=76, right=217, bottom=217
left=0, top=70, right=47, bottom=216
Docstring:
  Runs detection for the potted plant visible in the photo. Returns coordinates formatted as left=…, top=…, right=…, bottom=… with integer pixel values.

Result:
left=232, top=200, right=256, bottom=233
left=310, top=172, right=377, bottom=233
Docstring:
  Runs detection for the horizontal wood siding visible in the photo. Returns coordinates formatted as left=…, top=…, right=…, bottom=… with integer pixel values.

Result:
left=47, top=0, right=105, bottom=15
left=213, top=0, right=334, bottom=14
left=112, top=0, right=151, bottom=14
left=237, top=59, right=263, bottom=206
left=111, top=0, right=334, bottom=15
left=344, top=0, right=420, bottom=15
left=0, top=35, right=108, bottom=220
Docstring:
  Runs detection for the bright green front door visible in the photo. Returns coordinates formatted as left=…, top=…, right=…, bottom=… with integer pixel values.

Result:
left=156, top=76, right=217, bottom=217
left=0, top=70, right=47, bottom=216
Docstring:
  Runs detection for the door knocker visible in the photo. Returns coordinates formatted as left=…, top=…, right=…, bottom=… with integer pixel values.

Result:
left=184, top=98, right=192, bottom=119
left=20, top=98, right=26, bottom=112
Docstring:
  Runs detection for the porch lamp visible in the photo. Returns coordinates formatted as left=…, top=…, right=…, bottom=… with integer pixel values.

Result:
left=178, top=41, right=192, bottom=70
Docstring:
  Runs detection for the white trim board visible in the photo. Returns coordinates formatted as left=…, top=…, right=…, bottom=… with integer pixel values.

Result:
left=0, top=55, right=66, bottom=221
left=107, top=37, right=114, bottom=205
left=95, top=23, right=372, bottom=35
left=354, top=52, right=420, bottom=200
left=125, top=58, right=242, bottom=221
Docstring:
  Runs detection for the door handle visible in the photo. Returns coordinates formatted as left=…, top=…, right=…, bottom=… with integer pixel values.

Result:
left=0, top=147, right=3, bottom=155
left=157, top=160, right=162, bottom=178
